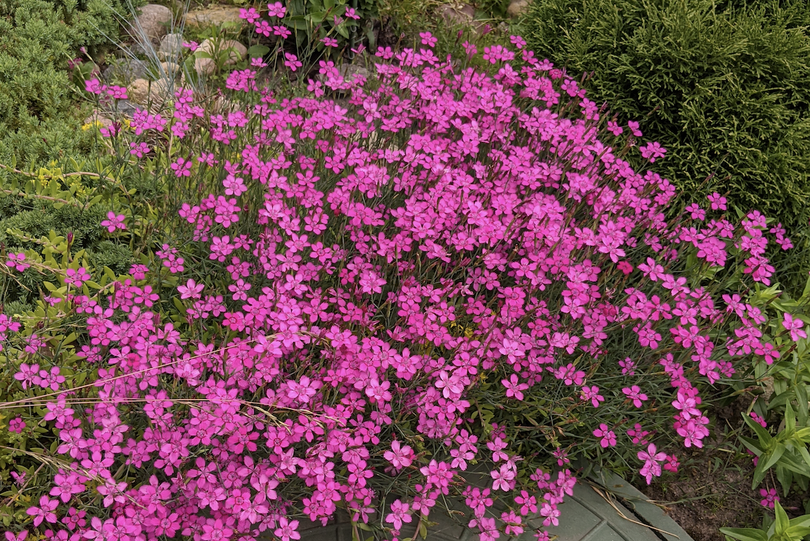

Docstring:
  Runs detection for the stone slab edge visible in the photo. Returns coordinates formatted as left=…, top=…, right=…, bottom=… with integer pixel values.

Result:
left=589, top=470, right=695, bottom=541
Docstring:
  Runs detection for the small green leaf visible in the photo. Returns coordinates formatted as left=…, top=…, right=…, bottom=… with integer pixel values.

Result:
left=761, top=443, right=786, bottom=472
left=739, top=435, right=763, bottom=456
left=774, top=501, right=790, bottom=533
left=718, top=527, right=768, bottom=541
left=785, top=401, right=796, bottom=432
left=173, top=297, right=187, bottom=315
left=744, top=413, right=774, bottom=445
left=248, top=44, right=270, bottom=58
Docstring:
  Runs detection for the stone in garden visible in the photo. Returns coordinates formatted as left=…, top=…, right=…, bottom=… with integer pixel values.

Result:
left=103, top=58, right=148, bottom=84
left=437, top=3, right=475, bottom=26
left=127, top=41, right=150, bottom=58
left=83, top=111, right=113, bottom=130
left=507, top=0, right=530, bottom=17
left=160, top=61, right=181, bottom=79
left=193, top=56, right=217, bottom=76
left=341, top=64, right=370, bottom=81
left=159, top=33, right=184, bottom=60
left=194, top=38, right=246, bottom=75
left=436, top=3, right=487, bottom=35
left=148, top=60, right=181, bottom=81
left=128, top=77, right=173, bottom=107
left=132, top=4, right=173, bottom=45
left=106, top=100, right=138, bottom=118
left=184, top=6, right=243, bottom=29
left=197, top=38, right=247, bottom=60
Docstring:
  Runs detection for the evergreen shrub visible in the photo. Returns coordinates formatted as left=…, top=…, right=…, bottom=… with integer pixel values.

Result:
left=0, top=0, right=145, bottom=165
left=521, top=0, right=810, bottom=234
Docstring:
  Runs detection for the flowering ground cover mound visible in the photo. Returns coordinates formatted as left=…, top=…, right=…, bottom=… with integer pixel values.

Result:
left=1, top=32, right=805, bottom=541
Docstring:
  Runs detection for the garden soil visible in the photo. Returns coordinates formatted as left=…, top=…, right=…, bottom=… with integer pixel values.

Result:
left=635, top=397, right=807, bottom=541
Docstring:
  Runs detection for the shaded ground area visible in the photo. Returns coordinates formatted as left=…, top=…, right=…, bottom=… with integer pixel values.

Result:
left=634, top=397, right=807, bottom=541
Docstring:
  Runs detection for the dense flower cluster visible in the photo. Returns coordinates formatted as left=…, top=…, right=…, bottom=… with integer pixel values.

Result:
left=4, top=35, right=798, bottom=541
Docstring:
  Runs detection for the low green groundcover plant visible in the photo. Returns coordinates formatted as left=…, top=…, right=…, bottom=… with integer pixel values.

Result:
left=1, top=32, right=808, bottom=541
left=520, top=0, right=810, bottom=236
left=0, top=0, right=146, bottom=166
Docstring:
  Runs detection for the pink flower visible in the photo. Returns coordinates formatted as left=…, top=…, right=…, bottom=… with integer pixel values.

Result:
left=622, top=385, right=648, bottom=408
left=385, top=500, right=412, bottom=530
left=593, top=424, right=617, bottom=448
left=707, top=192, right=727, bottom=210
left=283, top=52, right=302, bottom=72
left=501, top=373, right=529, bottom=400
left=607, top=121, right=623, bottom=136
left=491, top=463, right=517, bottom=491
left=6, top=252, right=30, bottom=272
left=171, top=157, right=193, bottom=178
left=783, top=313, right=807, bottom=342
left=617, top=261, right=634, bottom=275
left=750, top=412, right=767, bottom=428
left=384, top=440, right=414, bottom=469
left=65, top=267, right=91, bottom=288
left=638, top=444, right=667, bottom=484
left=101, top=211, right=126, bottom=232
left=8, top=417, right=25, bottom=433
left=419, top=32, right=438, bottom=48
left=759, top=488, right=779, bottom=509
left=580, top=385, right=604, bottom=408
left=239, top=7, right=259, bottom=23
left=26, top=496, right=58, bottom=527
left=321, top=36, right=339, bottom=48
left=627, top=120, right=643, bottom=137
left=639, top=141, right=667, bottom=162
left=267, top=1, right=286, bottom=17
left=509, top=35, right=527, bottom=49
left=273, top=517, right=301, bottom=541
left=178, top=279, right=204, bottom=299
left=540, top=502, right=560, bottom=527
left=84, top=78, right=104, bottom=94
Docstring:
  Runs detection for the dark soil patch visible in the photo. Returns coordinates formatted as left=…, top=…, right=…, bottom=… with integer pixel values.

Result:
left=641, top=450, right=763, bottom=541
left=631, top=395, right=807, bottom=541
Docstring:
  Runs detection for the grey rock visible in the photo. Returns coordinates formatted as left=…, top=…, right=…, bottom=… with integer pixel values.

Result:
left=160, top=61, right=182, bottom=80
left=436, top=3, right=488, bottom=35
left=159, top=33, right=184, bottom=60
left=340, top=64, right=371, bottom=81
left=108, top=99, right=138, bottom=117
left=102, top=58, right=148, bottom=84
left=83, top=111, right=113, bottom=130
left=507, top=0, right=530, bottom=18
left=131, top=4, right=173, bottom=45
left=193, top=38, right=246, bottom=75
left=129, top=77, right=173, bottom=107
left=437, top=3, right=475, bottom=26
left=184, top=6, right=243, bottom=29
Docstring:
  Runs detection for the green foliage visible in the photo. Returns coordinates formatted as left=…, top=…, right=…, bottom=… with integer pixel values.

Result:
left=0, top=160, right=145, bottom=308
left=283, top=0, right=372, bottom=64
left=740, top=276, right=810, bottom=498
left=89, top=240, right=133, bottom=274
left=722, top=501, right=810, bottom=541
left=476, top=0, right=510, bottom=19
left=0, top=0, right=145, bottom=166
left=521, top=0, right=810, bottom=235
